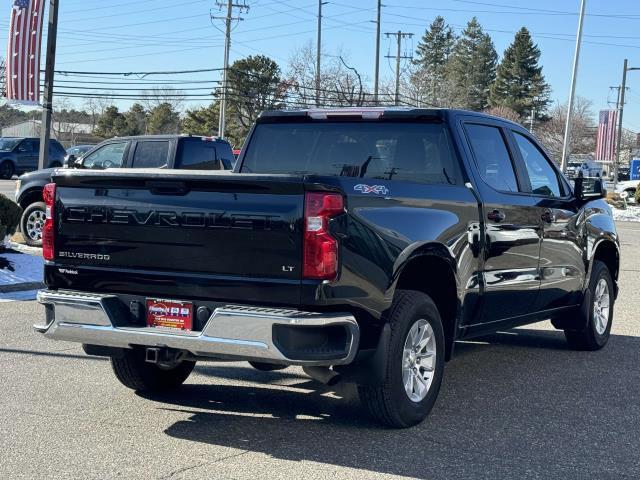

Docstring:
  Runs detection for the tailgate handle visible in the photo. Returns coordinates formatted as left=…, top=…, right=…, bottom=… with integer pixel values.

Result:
left=146, top=181, right=189, bottom=196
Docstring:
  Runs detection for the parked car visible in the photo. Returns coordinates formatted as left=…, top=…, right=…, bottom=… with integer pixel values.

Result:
left=565, top=160, right=603, bottom=179
left=35, top=108, right=619, bottom=428
left=64, top=145, right=94, bottom=166
left=0, top=137, right=66, bottom=179
left=15, top=135, right=234, bottom=246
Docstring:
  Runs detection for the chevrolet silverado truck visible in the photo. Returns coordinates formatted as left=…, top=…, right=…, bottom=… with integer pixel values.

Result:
left=35, top=108, right=619, bottom=428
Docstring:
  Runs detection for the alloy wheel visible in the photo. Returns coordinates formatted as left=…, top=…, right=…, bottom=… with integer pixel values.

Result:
left=593, top=278, right=610, bottom=335
left=402, top=319, right=437, bottom=403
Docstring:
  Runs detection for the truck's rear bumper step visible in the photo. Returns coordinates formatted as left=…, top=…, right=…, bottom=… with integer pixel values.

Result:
left=35, top=290, right=359, bottom=366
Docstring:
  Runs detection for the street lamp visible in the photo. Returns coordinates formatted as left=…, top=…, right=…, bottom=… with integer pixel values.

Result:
left=613, top=59, right=640, bottom=191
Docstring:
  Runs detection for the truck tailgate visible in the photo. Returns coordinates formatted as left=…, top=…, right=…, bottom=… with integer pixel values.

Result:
left=49, top=170, right=305, bottom=303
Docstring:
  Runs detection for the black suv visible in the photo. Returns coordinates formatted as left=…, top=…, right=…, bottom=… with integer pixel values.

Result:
left=0, top=137, right=66, bottom=179
left=16, top=135, right=234, bottom=246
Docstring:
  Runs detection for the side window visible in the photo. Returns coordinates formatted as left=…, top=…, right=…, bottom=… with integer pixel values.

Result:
left=20, top=139, right=37, bottom=153
left=176, top=140, right=222, bottom=170
left=82, top=142, right=127, bottom=169
left=465, top=124, right=519, bottom=192
left=131, top=141, right=170, bottom=168
left=513, top=132, right=561, bottom=197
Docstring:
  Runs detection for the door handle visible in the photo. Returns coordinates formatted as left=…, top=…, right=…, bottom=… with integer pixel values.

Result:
left=541, top=209, right=555, bottom=223
left=487, top=209, right=506, bottom=222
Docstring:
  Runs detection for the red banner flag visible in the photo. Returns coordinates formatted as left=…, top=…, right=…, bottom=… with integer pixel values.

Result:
left=6, top=0, right=45, bottom=105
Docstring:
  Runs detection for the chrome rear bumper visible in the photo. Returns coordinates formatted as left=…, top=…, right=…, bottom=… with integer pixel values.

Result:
left=36, top=290, right=359, bottom=366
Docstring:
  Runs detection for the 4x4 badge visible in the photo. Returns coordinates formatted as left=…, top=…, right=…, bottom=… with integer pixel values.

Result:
left=354, top=184, right=389, bottom=195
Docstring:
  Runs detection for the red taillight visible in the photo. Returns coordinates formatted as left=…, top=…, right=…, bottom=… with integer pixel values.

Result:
left=42, top=183, right=56, bottom=261
left=303, top=192, right=344, bottom=280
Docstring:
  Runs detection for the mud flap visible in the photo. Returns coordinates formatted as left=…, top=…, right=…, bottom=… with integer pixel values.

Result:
left=334, top=323, right=390, bottom=386
left=550, top=287, right=591, bottom=331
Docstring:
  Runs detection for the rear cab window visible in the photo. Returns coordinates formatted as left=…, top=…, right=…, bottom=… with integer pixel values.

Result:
left=240, top=121, right=462, bottom=185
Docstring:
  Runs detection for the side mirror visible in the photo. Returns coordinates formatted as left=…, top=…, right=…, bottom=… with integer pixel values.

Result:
left=575, top=177, right=606, bottom=201
left=71, top=156, right=84, bottom=168
left=66, top=154, right=76, bottom=167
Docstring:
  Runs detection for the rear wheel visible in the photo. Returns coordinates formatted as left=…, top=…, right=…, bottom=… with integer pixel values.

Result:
left=358, top=290, right=445, bottom=428
left=111, top=349, right=195, bottom=392
left=20, top=202, right=46, bottom=247
left=0, top=161, right=14, bottom=179
left=564, top=261, right=614, bottom=351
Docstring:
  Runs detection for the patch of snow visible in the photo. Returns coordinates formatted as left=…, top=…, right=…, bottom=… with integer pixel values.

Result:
left=0, top=249, right=44, bottom=285
left=8, top=241, right=42, bottom=256
left=0, top=289, right=39, bottom=302
left=612, top=205, right=640, bottom=223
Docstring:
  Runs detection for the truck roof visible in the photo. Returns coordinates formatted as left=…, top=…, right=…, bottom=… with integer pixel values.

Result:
left=258, top=107, right=522, bottom=128
left=102, top=134, right=231, bottom=144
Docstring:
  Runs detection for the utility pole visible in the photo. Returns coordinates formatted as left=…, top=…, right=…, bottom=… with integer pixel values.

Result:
left=316, top=1, right=328, bottom=107
left=212, top=0, right=249, bottom=140
left=560, top=0, right=586, bottom=173
left=613, top=59, right=640, bottom=190
left=39, top=0, right=60, bottom=170
left=373, top=0, right=382, bottom=105
left=385, top=31, right=413, bottom=106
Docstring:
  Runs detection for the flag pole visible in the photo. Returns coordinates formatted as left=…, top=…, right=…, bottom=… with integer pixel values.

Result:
left=38, top=0, right=59, bottom=170
left=560, top=0, right=586, bottom=173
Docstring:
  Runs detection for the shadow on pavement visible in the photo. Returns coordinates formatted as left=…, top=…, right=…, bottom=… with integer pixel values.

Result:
left=138, top=328, right=640, bottom=479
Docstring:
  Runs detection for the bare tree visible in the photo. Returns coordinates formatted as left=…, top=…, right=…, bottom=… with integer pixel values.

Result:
left=484, top=106, right=521, bottom=123
left=286, top=42, right=368, bottom=107
left=536, top=96, right=596, bottom=163
left=140, top=86, right=186, bottom=112
left=84, top=95, right=115, bottom=130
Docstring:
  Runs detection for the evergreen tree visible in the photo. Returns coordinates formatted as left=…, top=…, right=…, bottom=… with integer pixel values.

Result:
left=411, top=16, right=456, bottom=106
left=489, top=27, right=550, bottom=119
left=445, top=18, right=497, bottom=111
left=182, top=102, right=219, bottom=136
left=123, top=103, right=147, bottom=136
left=94, top=106, right=127, bottom=138
left=147, top=103, right=181, bottom=134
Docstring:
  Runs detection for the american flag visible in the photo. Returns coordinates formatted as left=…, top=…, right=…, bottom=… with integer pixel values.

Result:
left=5, top=0, right=45, bottom=104
left=595, top=109, right=618, bottom=162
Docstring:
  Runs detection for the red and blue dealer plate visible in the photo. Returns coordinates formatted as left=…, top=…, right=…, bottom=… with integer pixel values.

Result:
left=146, top=298, right=193, bottom=331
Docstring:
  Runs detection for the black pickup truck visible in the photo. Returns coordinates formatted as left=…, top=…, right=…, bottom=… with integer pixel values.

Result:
left=36, top=108, right=619, bottom=428
left=15, top=135, right=234, bottom=247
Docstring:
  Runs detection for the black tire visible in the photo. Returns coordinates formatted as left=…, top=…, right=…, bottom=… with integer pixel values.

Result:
left=358, top=290, right=445, bottom=428
left=110, top=349, right=195, bottom=392
left=0, top=161, right=14, bottom=179
left=248, top=361, right=288, bottom=372
left=564, top=261, right=614, bottom=351
left=20, top=202, right=46, bottom=247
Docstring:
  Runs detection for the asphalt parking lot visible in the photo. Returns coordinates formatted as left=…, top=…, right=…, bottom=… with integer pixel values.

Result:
left=0, top=222, right=638, bottom=479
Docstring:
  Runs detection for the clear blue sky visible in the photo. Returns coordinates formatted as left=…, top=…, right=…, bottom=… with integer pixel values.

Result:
left=2, top=0, right=640, bottom=132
